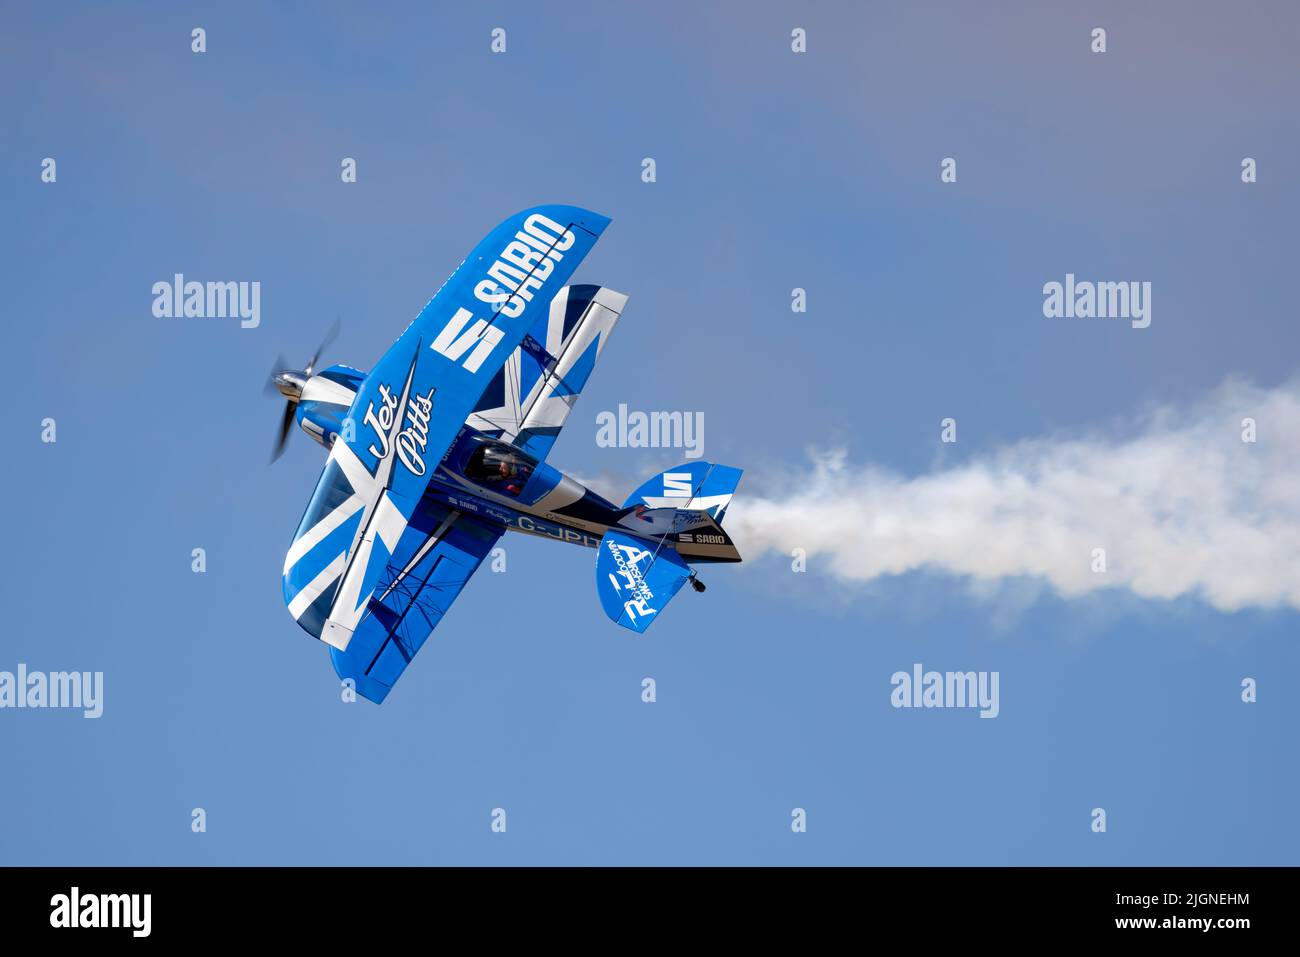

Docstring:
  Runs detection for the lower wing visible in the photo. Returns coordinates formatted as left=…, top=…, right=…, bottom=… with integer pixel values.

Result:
left=328, top=499, right=504, bottom=703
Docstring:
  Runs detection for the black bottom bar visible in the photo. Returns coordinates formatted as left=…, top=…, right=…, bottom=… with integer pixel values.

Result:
left=0, top=866, right=1280, bottom=942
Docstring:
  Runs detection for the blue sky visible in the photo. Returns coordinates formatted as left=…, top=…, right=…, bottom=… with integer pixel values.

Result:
left=1, top=1, right=1297, bottom=865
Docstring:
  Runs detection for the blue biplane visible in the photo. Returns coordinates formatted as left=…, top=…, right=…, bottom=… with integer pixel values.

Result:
left=268, top=206, right=743, bottom=702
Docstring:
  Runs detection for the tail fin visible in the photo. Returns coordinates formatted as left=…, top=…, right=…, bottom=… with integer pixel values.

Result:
left=596, top=530, right=692, bottom=634
left=596, top=462, right=744, bottom=633
left=621, top=461, right=743, bottom=523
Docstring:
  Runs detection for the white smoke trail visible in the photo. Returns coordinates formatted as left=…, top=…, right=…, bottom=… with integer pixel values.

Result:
left=726, top=378, right=1300, bottom=613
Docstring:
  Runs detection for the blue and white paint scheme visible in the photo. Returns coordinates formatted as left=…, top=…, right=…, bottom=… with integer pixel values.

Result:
left=273, top=206, right=743, bottom=703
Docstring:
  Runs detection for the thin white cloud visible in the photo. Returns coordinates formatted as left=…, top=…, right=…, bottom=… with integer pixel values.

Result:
left=727, top=378, right=1300, bottom=613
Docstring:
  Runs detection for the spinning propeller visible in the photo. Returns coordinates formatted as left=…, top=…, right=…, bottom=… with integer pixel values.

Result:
left=265, top=319, right=340, bottom=462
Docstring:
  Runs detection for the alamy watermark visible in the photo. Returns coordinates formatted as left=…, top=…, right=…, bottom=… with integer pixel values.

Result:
left=595, top=403, right=704, bottom=459
left=50, top=887, right=150, bottom=937
left=890, top=663, right=999, bottom=718
left=1042, top=273, right=1151, bottom=329
left=152, top=274, right=260, bottom=328
left=0, top=664, right=103, bottom=718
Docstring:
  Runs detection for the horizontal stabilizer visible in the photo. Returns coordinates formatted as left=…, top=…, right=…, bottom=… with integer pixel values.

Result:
left=596, top=530, right=691, bottom=634
left=622, top=461, right=743, bottom=523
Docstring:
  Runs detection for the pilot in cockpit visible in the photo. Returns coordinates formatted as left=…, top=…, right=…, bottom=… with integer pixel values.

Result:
left=468, top=443, right=533, bottom=496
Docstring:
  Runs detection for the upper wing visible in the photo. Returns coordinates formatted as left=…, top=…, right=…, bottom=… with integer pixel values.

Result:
left=329, top=499, right=503, bottom=703
left=465, top=284, right=627, bottom=461
left=283, top=206, right=610, bottom=651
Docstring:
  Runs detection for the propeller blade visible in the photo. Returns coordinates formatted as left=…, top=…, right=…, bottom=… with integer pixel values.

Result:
left=264, top=353, right=289, bottom=397
left=305, top=318, right=340, bottom=376
left=271, top=401, right=296, bottom=463
left=267, top=318, right=340, bottom=462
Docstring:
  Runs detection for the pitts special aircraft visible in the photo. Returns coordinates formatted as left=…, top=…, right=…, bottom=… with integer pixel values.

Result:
left=268, top=206, right=743, bottom=703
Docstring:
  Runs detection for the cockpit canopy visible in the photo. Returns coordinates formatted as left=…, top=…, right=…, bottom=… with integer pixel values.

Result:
left=464, top=439, right=537, bottom=497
